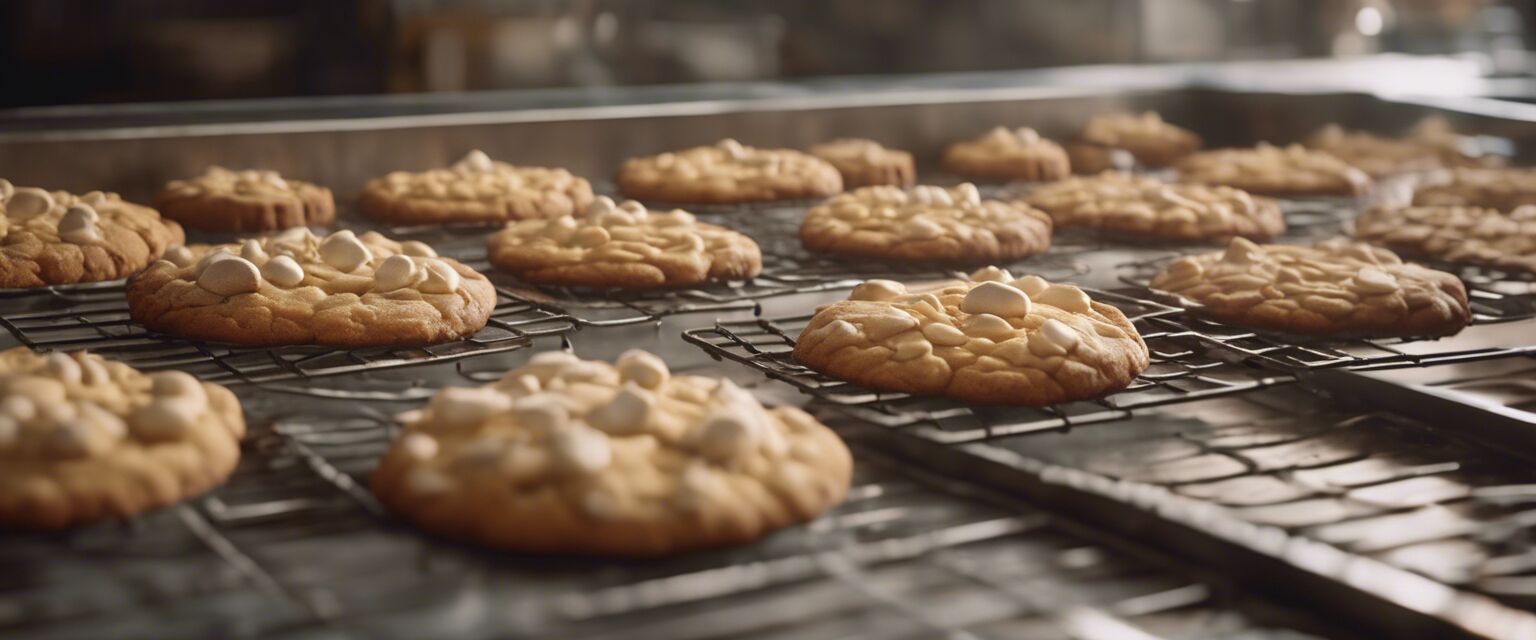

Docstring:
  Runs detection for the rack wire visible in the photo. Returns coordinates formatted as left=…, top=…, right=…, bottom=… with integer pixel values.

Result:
left=1116, top=252, right=1536, bottom=372
left=0, top=282, right=573, bottom=385
left=682, top=286, right=1293, bottom=444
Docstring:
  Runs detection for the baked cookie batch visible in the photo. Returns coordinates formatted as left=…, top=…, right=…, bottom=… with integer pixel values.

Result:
left=0, top=114, right=1522, bottom=551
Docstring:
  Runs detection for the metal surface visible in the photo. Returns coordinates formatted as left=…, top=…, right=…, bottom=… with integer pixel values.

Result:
left=5, top=67, right=1536, bottom=639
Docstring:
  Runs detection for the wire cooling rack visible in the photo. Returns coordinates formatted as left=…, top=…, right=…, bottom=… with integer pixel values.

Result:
left=1116, top=252, right=1536, bottom=372
left=0, top=284, right=572, bottom=385
left=681, top=287, right=1293, bottom=444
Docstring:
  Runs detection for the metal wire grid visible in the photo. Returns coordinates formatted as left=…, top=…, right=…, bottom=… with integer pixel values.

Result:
left=959, top=385, right=1536, bottom=614
left=681, top=287, right=1294, bottom=444
left=1115, top=253, right=1536, bottom=372
left=0, top=284, right=572, bottom=385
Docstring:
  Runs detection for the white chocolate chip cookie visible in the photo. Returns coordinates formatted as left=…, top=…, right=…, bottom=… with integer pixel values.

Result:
left=126, top=229, right=496, bottom=347
left=1078, top=112, right=1202, bottom=168
left=807, top=138, right=916, bottom=188
left=370, top=350, right=853, bottom=556
left=1019, top=172, right=1284, bottom=242
left=941, top=127, right=1071, bottom=182
left=617, top=139, right=844, bottom=204
left=1303, top=125, right=1442, bottom=178
left=359, top=150, right=594, bottom=225
left=0, top=181, right=185, bottom=288
left=794, top=268, right=1150, bottom=406
left=799, top=184, right=1052, bottom=263
left=1150, top=238, right=1471, bottom=337
left=488, top=196, right=762, bottom=289
left=1177, top=143, right=1372, bottom=197
left=0, top=348, right=245, bottom=530
left=155, top=167, right=335, bottom=232
left=1413, top=167, right=1536, bottom=211
left=1356, top=205, right=1536, bottom=274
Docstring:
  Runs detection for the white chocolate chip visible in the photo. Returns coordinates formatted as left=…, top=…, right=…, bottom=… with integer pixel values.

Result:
left=456, top=149, right=495, bottom=172
left=718, top=138, right=748, bottom=160
left=587, top=383, right=654, bottom=435
left=961, top=281, right=1033, bottom=317
left=697, top=412, right=761, bottom=462
left=399, top=241, right=438, bottom=258
left=130, top=397, right=201, bottom=442
left=240, top=239, right=269, bottom=265
left=954, top=183, right=982, bottom=206
left=406, top=468, right=455, bottom=496
left=619, top=200, right=648, bottom=217
left=5, top=187, right=54, bottom=219
left=615, top=349, right=670, bottom=389
left=1353, top=266, right=1399, bottom=294
left=512, top=393, right=569, bottom=433
left=1222, top=237, right=1263, bottom=265
left=902, top=216, right=944, bottom=239
left=319, top=231, right=373, bottom=272
left=587, top=195, right=617, bottom=216
left=1, top=396, right=36, bottom=422
left=921, top=323, right=969, bottom=347
left=1011, top=275, right=1049, bottom=297
left=150, top=370, right=207, bottom=406
left=78, top=357, right=110, bottom=385
left=969, top=266, right=1013, bottom=283
left=428, top=386, right=513, bottom=430
left=1037, top=318, right=1081, bottom=354
left=197, top=257, right=263, bottom=296
left=163, top=245, right=194, bottom=267
left=962, top=313, right=1016, bottom=340
left=850, top=279, right=907, bottom=302
left=373, top=254, right=418, bottom=292
left=196, top=249, right=236, bottom=274
left=419, top=260, right=462, bottom=294
left=1035, top=283, right=1093, bottom=313
left=551, top=425, right=612, bottom=475
left=43, top=352, right=82, bottom=385
left=260, top=255, right=306, bottom=288
left=401, top=433, right=439, bottom=460
left=575, top=226, right=610, bottom=247
left=57, top=206, right=101, bottom=244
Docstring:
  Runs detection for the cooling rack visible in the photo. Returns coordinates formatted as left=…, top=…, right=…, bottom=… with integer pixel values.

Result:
left=681, top=286, right=1293, bottom=444
left=1116, top=252, right=1536, bottom=372
left=0, top=283, right=572, bottom=385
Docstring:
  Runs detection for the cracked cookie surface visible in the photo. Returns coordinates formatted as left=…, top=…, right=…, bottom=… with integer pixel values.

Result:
left=360, top=150, right=594, bottom=225
left=0, top=181, right=185, bottom=288
left=371, top=350, right=853, bottom=556
left=1150, top=238, right=1470, bottom=337
left=1356, top=205, right=1536, bottom=274
left=489, top=196, right=761, bottom=288
left=794, top=267, right=1150, bottom=406
left=0, top=348, right=245, bottom=530
left=127, top=228, right=495, bottom=347
left=800, top=183, right=1052, bottom=263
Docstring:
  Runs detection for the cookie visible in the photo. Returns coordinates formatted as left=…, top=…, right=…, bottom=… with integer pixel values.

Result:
left=1302, top=125, right=1441, bottom=177
left=0, top=348, right=245, bottom=530
left=616, top=139, right=843, bottom=205
left=1150, top=238, right=1470, bottom=338
left=1077, top=112, right=1202, bottom=168
left=0, top=181, right=185, bottom=289
left=1409, top=116, right=1504, bottom=168
left=807, top=138, right=916, bottom=188
left=1065, top=142, right=1134, bottom=175
left=793, top=267, right=1150, bottom=406
left=1356, top=205, right=1536, bottom=274
left=155, top=167, right=336, bottom=232
left=1176, top=143, right=1372, bottom=197
left=359, top=150, right=594, bottom=225
left=1019, top=172, right=1285, bottom=242
left=127, top=228, right=495, bottom=347
left=1412, top=168, right=1536, bottom=211
left=799, top=183, right=1052, bottom=263
left=941, top=127, right=1071, bottom=182
left=488, top=196, right=762, bottom=289
left=370, top=350, right=853, bottom=556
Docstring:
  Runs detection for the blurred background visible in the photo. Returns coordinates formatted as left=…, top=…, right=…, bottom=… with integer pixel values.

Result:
left=2, top=0, right=1532, bottom=109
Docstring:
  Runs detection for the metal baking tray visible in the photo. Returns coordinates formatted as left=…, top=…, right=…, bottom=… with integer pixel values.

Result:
left=5, top=64, right=1536, bottom=638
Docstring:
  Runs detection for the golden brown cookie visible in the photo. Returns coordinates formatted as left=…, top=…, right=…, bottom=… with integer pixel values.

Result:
left=1150, top=238, right=1470, bottom=338
left=1409, top=116, right=1505, bottom=168
left=0, top=348, right=245, bottom=530
left=359, top=150, right=594, bottom=225
left=0, top=181, right=185, bottom=289
left=800, top=183, right=1052, bottom=264
left=1412, top=167, right=1536, bottom=211
left=807, top=138, right=916, bottom=188
left=155, top=167, right=335, bottom=233
left=1064, top=142, right=1134, bottom=175
left=488, top=196, right=761, bottom=289
left=941, top=127, right=1071, bottom=182
left=1356, top=205, right=1536, bottom=274
left=1078, top=112, right=1202, bottom=168
left=1176, top=144, right=1372, bottom=198
left=794, top=267, right=1150, bottom=406
left=616, top=139, right=844, bottom=205
left=127, top=228, right=495, bottom=347
left=371, top=350, right=853, bottom=557
left=1302, top=125, right=1442, bottom=177
left=1019, top=172, right=1285, bottom=242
